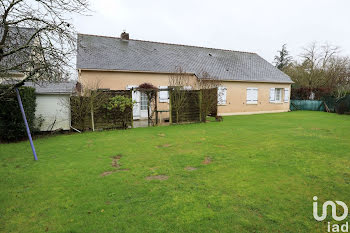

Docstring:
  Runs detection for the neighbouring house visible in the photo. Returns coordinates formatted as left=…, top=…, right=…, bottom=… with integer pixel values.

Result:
left=24, top=82, right=75, bottom=131
left=77, top=32, right=293, bottom=120
left=0, top=27, right=37, bottom=84
left=0, top=26, right=75, bottom=131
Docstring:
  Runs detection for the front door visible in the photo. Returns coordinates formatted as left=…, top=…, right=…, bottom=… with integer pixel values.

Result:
left=140, top=92, right=148, bottom=119
left=126, top=85, right=141, bottom=120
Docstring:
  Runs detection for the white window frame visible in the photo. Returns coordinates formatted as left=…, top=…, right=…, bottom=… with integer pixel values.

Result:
left=217, top=86, right=227, bottom=105
left=246, top=87, right=258, bottom=105
left=275, top=88, right=283, bottom=103
left=140, top=92, right=148, bottom=110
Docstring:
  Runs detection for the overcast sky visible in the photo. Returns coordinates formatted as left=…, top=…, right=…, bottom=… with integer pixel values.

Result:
left=72, top=0, right=350, bottom=63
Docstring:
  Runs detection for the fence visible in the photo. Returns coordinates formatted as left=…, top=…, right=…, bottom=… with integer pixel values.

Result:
left=169, top=88, right=217, bottom=124
left=71, top=90, right=133, bottom=131
left=290, top=100, right=325, bottom=111
left=291, top=95, right=350, bottom=114
left=323, top=95, right=350, bottom=114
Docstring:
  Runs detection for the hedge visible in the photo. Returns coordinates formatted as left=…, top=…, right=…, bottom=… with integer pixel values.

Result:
left=0, top=85, right=37, bottom=142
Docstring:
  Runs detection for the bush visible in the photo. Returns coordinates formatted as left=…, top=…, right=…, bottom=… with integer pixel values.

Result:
left=105, top=95, right=134, bottom=129
left=0, top=85, right=37, bottom=142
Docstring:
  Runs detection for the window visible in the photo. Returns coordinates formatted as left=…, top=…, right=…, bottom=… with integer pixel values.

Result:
left=275, top=88, right=283, bottom=102
left=141, top=93, right=148, bottom=110
left=217, top=87, right=227, bottom=105
left=246, top=88, right=258, bottom=104
left=159, top=86, right=169, bottom=103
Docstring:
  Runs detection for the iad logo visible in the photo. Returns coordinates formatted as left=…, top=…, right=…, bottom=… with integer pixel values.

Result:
left=313, top=196, right=349, bottom=232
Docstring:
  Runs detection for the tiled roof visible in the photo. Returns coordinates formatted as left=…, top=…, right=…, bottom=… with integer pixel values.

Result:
left=24, top=82, right=76, bottom=94
left=77, top=34, right=293, bottom=83
left=0, top=27, right=36, bottom=73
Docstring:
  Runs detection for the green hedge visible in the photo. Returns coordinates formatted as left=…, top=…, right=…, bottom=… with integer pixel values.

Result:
left=0, top=85, right=37, bottom=142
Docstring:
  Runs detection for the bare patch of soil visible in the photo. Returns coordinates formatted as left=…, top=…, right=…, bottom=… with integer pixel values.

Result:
left=184, top=166, right=197, bottom=171
left=101, top=154, right=128, bottom=177
left=100, top=171, right=115, bottom=177
left=158, top=133, right=166, bottom=137
left=202, top=157, right=212, bottom=164
left=146, top=175, right=169, bottom=180
left=112, top=155, right=122, bottom=168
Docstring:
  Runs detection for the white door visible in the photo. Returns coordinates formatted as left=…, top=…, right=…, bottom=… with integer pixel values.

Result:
left=140, top=92, right=148, bottom=119
left=126, top=85, right=141, bottom=120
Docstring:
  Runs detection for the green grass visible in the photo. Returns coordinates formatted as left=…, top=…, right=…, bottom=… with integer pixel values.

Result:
left=1, top=111, right=350, bottom=233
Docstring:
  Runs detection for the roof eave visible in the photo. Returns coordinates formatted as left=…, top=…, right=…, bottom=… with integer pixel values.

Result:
left=79, top=68, right=293, bottom=84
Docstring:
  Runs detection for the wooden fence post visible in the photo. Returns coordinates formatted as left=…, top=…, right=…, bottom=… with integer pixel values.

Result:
left=199, top=90, right=203, bottom=122
left=90, top=101, right=95, bottom=131
left=169, top=89, right=172, bottom=124
left=155, top=91, right=158, bottom=125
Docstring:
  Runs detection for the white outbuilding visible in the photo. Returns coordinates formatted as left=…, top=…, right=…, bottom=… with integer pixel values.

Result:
left=25, top=82, right=75, bottom=131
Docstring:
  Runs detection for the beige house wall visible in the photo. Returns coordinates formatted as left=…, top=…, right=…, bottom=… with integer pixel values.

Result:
left=218, top=81, right=291, bottom=115
left=79, top=70, right=291, bottom=117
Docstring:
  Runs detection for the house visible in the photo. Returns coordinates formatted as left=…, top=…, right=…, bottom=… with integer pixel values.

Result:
left=77, top=32, right=293, bottom=120
left=0, top=27, right=37, bottom=84
left=24, top=82, right=75, bottom=131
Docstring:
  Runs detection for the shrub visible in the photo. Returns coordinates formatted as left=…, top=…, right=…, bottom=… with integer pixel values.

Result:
left=0, top=85, right=37, bottom=142
left=105, top=95, right=134, bottom=129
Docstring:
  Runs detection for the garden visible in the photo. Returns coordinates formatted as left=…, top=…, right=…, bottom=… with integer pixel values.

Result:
left=1, top=111, right=349, bottom=232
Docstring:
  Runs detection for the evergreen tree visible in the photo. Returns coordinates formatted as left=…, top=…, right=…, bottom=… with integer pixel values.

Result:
left=274, top=44, right=292, bottom=70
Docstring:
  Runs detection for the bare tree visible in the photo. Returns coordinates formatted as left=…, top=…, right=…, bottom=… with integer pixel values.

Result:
left=68, top=80, right=108, bottom=131
left=195, top=71, right=222, bottom=122
left=285, top=42, right=350, bottom=95
left=0, top=0, right=89, bottom=96
left=168, top=67, right=192, bottom=123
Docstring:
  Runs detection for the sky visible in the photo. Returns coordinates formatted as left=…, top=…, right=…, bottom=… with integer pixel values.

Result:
left=72, top=0, right=350, bottom=63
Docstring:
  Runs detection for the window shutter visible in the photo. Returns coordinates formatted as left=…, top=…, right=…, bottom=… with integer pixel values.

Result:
left=270, top=88, right=275, bottom=102
left=247, top=88, right=258, bottom=104
left=284, top=88, right=289, bottom=102
left=159, top=86, right=169, bottom=103
left=217, top=87, right=227, bottom=105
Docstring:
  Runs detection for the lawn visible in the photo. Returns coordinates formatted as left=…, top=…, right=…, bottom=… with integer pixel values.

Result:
left=1, top=111, right=350, bottom=233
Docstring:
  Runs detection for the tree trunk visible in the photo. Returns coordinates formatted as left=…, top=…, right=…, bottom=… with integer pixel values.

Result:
left=90, top=101, right=95, bottom=131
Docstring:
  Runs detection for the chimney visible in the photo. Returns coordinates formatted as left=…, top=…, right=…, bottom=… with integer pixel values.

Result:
left=120, top=31, right=129, bottom=40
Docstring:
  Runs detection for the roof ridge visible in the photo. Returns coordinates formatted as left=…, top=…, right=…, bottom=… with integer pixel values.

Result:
left=77, top=33, right=257, bottom=55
